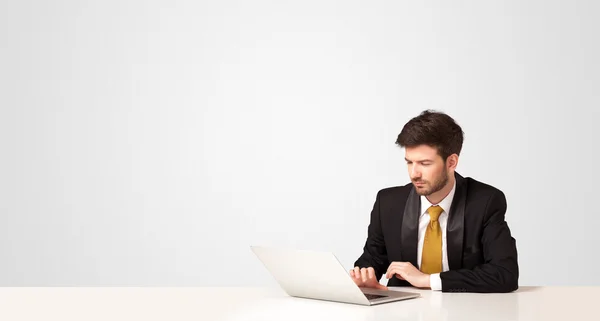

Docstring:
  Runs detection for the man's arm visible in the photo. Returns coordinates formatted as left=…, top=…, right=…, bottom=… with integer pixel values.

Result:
left=354, top=190, right=390, bottom=281
left=440, top=190, right=519, bottom=293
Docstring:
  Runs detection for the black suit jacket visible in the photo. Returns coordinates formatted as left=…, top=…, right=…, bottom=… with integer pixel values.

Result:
left=354, top=172, right=519, bottom=293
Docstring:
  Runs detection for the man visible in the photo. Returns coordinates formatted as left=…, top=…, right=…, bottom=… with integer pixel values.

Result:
left=350, top=110, right=518, bottom=293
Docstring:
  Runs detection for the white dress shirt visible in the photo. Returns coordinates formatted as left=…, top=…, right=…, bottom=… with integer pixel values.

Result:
left=417, top=180, right=456, bottom=291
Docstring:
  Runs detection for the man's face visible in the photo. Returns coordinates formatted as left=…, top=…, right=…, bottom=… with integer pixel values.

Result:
left=405, top=145, right=449, bottom=196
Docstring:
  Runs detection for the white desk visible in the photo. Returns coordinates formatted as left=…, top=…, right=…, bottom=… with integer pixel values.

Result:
left=0, top=286, right=595, bottom=320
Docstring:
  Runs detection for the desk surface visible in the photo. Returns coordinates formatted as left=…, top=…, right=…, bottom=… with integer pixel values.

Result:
left=0, top=286, right=594, bottom=320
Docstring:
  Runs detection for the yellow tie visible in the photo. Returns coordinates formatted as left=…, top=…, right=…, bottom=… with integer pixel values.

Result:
left=421, top=205, right=444, bottom=274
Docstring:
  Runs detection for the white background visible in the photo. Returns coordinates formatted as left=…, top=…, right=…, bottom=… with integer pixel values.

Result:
left=1, top=0, right=599, bottom=286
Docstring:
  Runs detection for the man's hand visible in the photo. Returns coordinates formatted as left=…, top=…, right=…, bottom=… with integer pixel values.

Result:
left=385, top=262, right=431, bottom=289
left=349, top=267, right=388, bottom=290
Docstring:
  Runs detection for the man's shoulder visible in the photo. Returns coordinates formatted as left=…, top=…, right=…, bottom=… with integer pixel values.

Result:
left=463, top=175, right=506, bottom=200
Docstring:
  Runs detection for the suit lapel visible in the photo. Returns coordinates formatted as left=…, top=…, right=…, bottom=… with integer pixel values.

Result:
left=401, top=187, right=420, bottom=267
left=447, top=172, right=467, bottom=270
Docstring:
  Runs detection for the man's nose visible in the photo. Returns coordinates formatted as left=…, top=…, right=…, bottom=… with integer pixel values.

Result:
left=411, top=166, right=420, bottom=178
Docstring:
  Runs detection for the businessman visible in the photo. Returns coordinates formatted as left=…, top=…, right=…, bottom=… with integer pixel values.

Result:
left=350, top=110, right=518, bottom=293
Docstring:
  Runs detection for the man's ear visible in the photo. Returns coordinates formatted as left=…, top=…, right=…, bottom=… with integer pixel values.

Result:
left=447, top=154, right=459, bottom=170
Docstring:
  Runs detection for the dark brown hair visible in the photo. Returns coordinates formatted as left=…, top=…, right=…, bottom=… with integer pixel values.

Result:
left=396, top=110, right=464, bottom=161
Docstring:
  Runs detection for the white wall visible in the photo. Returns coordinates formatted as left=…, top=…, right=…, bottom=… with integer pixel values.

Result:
left=1, top=0, right=599, bottom=286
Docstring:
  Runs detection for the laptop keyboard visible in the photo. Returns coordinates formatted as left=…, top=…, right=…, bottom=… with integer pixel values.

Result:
left=364, top=293, right=387, bottom=300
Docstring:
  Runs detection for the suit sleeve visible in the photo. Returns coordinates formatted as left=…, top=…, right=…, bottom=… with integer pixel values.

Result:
left=440, top=190, right=519, bottom=293
left=354, top=190, right=390, bottom=281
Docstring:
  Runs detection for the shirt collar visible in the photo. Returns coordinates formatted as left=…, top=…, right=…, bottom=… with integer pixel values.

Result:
left=420, top=179, right=457, bottom=217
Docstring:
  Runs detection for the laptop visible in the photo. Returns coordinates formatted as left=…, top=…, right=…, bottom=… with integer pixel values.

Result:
left=250, top=246, right=420, bottom=306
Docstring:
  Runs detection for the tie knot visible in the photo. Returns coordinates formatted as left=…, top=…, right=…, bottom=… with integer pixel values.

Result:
left=428, top=205, right=443, bottom=221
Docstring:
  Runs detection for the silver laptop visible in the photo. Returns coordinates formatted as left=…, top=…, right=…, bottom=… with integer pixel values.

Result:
left=251, top=246, right=420, bottom=306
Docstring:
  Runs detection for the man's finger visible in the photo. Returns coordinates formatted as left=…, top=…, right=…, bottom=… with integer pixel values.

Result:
left=393, top=262, right=406, bottom=268
left=360, top=268, right=368, bottom=283
left=387, top=267, right=398, bottom=279
left=386, top=262, right=405, bottom=277
left=387, top=268, right=404, bottom=279
left=395, top=267, right=407, bottom=280
left=367, top=267, right=375, bottom=279
left=354, top=267, right=360, bottom=280
left=385, top=265, right=396, bottom=279
left=389, top=262, right=403, bottom=268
